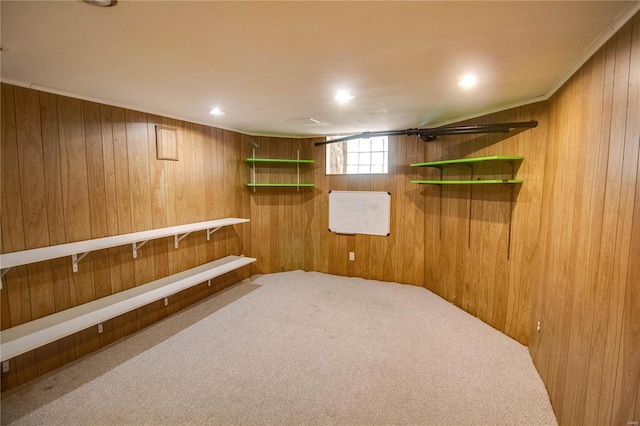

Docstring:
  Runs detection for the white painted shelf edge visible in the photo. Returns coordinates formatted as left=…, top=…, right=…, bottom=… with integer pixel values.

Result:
left=0, top=217, right=249, bottom=276
left=0, top=255, right=256, bottom=362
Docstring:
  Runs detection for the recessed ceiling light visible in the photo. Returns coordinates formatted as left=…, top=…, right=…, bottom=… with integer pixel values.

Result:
left=335, top=90, right=355, bottom=103
left=209, top=108, right=226, bottom=116
left=458, top=74, right=478, bottom=89
left=83, top=0, right=117, bottom=7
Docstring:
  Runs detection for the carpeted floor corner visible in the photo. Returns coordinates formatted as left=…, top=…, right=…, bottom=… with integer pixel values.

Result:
left=1, top=270, right=557, bottom=425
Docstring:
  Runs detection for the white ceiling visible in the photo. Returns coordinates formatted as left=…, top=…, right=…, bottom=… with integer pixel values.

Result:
left=2, top=1, right=638, bottom=138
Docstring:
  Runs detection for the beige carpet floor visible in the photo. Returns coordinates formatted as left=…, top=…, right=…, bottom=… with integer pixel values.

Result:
left=1, top=271, right=557, bottom=425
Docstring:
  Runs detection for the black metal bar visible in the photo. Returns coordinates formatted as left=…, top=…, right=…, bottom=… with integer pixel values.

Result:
left=314, top=120, right=538, bottom=146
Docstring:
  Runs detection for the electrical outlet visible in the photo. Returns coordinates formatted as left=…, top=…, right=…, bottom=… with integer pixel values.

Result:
left=349, top=252, right=355, bottom=261
left=536, top=321, right=541, bottom=332
left=164, top=297, right=169, bottom=306
left=97, top=323, right=103, bottom=334
left=2, top=361, right=9, bottom=373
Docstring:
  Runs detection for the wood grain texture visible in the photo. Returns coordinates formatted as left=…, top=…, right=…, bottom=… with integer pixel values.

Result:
left=529, top=14, right=640, bottom=426
left=1, top=85, right=250, bottom=391
left=1, top=12, right=638, bottom=423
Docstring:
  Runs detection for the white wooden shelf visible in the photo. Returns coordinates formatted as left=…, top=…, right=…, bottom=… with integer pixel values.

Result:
left=0, top=255, right=256, bottom=362
left=0, top=218, right=249, bottom=285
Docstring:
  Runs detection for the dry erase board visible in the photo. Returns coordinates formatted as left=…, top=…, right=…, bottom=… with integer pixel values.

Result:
left=328, top=191, right=391, bottom=236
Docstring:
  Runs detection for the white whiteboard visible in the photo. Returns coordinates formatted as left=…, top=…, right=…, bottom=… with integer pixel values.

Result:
left=328, top=191, right=391, bottom=236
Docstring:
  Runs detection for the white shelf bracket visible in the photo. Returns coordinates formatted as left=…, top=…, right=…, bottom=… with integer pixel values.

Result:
left=206, top=227, right=222, bottom=241
left=174, top=232, right=191, bottom=249
left=0, top=267, right=10, bottom=289
left=71, top=252, right=90, bottom=272
left=132, top=241, right=149, bottom=259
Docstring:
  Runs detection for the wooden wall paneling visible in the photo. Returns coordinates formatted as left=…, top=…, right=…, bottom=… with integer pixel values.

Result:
left=14, top=87, right=62, bottom=376
left=368, top=173, right=388, bottom=282
left=440, top=135, right=464, bottom=305
left=1, top=84, right=26, bottom=256
left=141, top=114, right=169, bottom=326
left=13, top=87, right=54, bottom=320
left=251, top=137, right=270, bottom=274
left=301, top=139, right=317, bottom=274
left=58, top=97, right=100, bottom=359
left=39, top=90, right=76, bottom=368
left=0, top=84, right=27, bottom=389
left=204, top=126, right=220, bottom=283
left=173, top=123, right=200, bottom=311
left=558, top=50, right=608, bottom=425
left=185, top=123, right=210, bottom=304
left=390, top=136, right=406, bottom=284
left=327, top=173, right=349, bottom=277
left=240, top=134, right=253, bottom=278
left=611, top=14, right=640, bottom=424
left=56, top=97, right=96, bottom=334
left=531, top=74, right=572, bottom=409
left=125, top=109, right=155, bottom=281
left=354, top=174, right=371, bottom=280
left=98, top=105, right=122, bottom=346
left=636, top=386, right=640, bottom=424
left=411, top=136, right=426, bottom=287
left=305, top=139, right=327, bottom=274
left=83, top=101, right=112, bottom=305
left=276, top=138, right=289, bottom=272
left=381, top=141, right=398, bottom=284
left=598, top=18, right=640, bottom=424
left=510, top=103, right=547, bottom=345
left=540, top=70, right=580, bottom=414
left=584, top=27, right=632, bottom=425
left=14, top=87, right=49, bottom=251
left=111, top=107, right=137, bottom=337
left=292, top=140, right=305, bottom=271
left=423, top=130, right=443, bottom=297
left=549, top=68, right=587, bottom=420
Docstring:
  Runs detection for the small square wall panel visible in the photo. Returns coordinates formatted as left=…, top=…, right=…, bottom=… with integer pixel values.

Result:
left=156, top=126, right=178, bottom=161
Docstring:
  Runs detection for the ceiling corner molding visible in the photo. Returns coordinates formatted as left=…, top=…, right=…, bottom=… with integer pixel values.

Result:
left=544, top=0, right=640, bottom=100
left=0, top=77, right=248, bottom=137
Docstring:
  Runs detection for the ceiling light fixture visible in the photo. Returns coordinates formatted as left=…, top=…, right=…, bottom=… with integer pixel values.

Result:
left=209, top=107, right=226, bottom=116
left=82, top=0, right=117, bottom=7
left=335, top=90, right=355, bottom=103
left=458, top=74, right=478, bottom=89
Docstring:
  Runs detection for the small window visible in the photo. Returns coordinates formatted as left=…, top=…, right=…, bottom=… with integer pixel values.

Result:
left=326, top=136, right=388, bottom=175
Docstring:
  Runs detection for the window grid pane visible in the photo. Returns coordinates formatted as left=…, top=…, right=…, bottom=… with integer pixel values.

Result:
left=326, top=136, right=388, bottom=175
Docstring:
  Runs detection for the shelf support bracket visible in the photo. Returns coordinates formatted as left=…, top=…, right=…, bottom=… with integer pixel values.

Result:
left=132, top=241, right=148, bottom=259
left=174, top=232, right=191, bottom=249
left=206, top=227, right=222, bottom=241
left=0, top=267, right=10, bottom=289
left=72, top=252, right=90, bottom=272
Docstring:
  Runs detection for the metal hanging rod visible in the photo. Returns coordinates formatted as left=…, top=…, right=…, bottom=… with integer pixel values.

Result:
left=314, top=120, right=538, bottom=146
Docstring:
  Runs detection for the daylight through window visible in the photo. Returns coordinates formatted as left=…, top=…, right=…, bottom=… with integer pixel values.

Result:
left=326, top=136, right=388, bottom=175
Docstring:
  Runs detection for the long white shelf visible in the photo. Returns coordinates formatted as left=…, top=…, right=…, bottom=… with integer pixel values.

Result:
left=0, top=255, right=256, bottom=362
left=0, top=218, right=249, bottom=281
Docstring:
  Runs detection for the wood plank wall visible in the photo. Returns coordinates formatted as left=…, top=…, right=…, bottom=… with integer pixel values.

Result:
left=528, top=14, right=640, bottom=425
left=1, top=12, right=638, bottom=424
left=246, top=14, right=640, bottom=424
left=248, top=108, right=547, bottom=345
left=0, top=85, right=252, bottom=391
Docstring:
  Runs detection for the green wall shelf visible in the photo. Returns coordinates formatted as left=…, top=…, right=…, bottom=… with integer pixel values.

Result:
left=246, top=158, right=314, bottom=163
left=411, top=179, right=523, bottom=185
left=246, top=183, right=315, bottom=187
left=410, top=155, right=524, bottom=168
left=247, top=149, right=314, bottom=191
